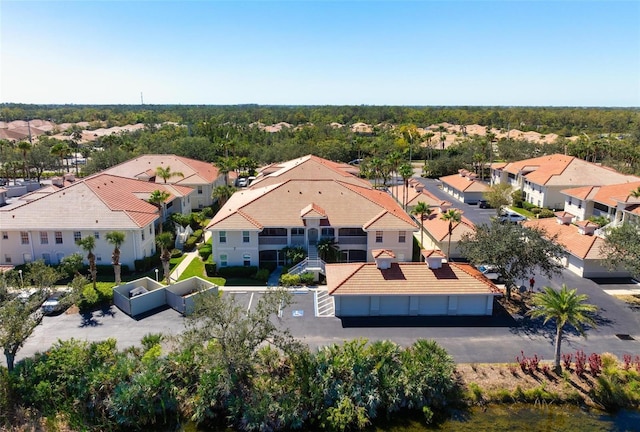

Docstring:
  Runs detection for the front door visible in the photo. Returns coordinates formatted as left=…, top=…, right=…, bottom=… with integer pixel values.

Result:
left=308, top=228, right=318, bottom=245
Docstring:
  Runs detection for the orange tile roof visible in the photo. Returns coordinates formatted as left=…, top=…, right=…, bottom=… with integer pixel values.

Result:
left=421, top=211, right=475, bottom=242
left=523, top=218, right=605, bottom=260
left=207, top=179, right=417, bottom=231
left=440, top=173, right=490, bottom=193
left=103, top=154, right=220, bottom=185
left=421, top=249, right=445, bottom=258
left=327, top=262, right=501, bottom=296
left=390, top=184, right=451, bottom=208
left=372, top=249, right=395, bottom=258
left=250, top=155, right=366, bottom=188
left=494, top=154, right=640, bottom=186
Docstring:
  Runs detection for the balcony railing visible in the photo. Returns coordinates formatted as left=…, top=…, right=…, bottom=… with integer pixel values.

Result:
left=258, top=236, right=288, bottom=245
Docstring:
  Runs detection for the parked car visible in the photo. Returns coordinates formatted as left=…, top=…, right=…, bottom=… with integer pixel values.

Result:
left=41, top=291, right=68, bottom=315
left=478, top=199, right=492, bottom=209
left=16, top=288, right=39, bottom=303
left=476, top=264, right=502, bottom=282
left=499, top=211, right=527, bottom=224
left=237, top=178, right=248, bottom=187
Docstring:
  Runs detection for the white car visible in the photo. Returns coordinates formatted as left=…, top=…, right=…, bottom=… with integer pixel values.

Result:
left=41, top=292, right=68, bottom=315
left=476, top=264, right=502, bottom=282
left=499, top=211, right=527, bottom=224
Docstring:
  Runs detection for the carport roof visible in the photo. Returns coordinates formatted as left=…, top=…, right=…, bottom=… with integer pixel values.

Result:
left=326, top=262, right=501, bottom=296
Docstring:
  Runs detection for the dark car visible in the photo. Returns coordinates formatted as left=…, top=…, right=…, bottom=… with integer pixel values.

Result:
left=478, top=199, right=491, bottom=209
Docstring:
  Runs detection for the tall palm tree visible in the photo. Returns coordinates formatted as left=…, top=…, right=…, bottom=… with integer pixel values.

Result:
left=411, top=201, right=433, bottom=247
left=50, top=141, right=71, bottom=173
left=105, top=231, right=126, bottom=285
left=630, top=186, right=640, bottom=199
left=76, top=236, right=97, bottom=291
left=155, top=232, right=174, bottom=284
left=148, top=190, right=171, bottom=233
left=398, top=163, right=414, bottom=210
left=16, top=141, right=31, bottom=179
left=156, top=165, right=184, bottom=184
left=440, top=209, right=461, bottom=261
left=528, top=284, right=597, bottom=370
left=212, top=184, right=236, bottom=207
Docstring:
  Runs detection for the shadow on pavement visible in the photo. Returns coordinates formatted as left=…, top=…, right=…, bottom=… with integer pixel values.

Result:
left=339, top=305, right=517, bottom=328
left=132, top=304, right=172, bottom=321
left=79, top=311, right=103, bottom=327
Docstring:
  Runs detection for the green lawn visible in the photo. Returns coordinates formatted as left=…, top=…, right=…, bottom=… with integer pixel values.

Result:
left=177, top=257, right=225, bottom=285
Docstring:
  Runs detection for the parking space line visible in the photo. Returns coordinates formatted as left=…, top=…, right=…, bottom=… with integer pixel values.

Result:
left=247, top=292, right=254, bottom=315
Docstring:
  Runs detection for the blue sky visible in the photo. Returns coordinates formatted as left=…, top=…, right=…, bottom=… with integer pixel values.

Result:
left=1, top=1, right=639, bottom=106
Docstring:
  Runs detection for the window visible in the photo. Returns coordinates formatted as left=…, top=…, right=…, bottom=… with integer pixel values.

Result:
left=376, top=231, right=383, bottom=243
left=55, top=232, right=63, bottom=244
left=149, top=225, right=152, bottom=234
left=219, top=231, right=227, bottom=243
left=197, top=186, right=203, bottom=195
left=338, top=228, right=366, bottom=237
left=40, top=232, right=49, bottom=244
left=568, top=198, right=572, bottom=206
left=321, top=228, right=335, bottom=237
left=94, top=231, right=100, bottom=239
left=594, top=202, right=608, bottom=212
left=4, top=255, right=11, bottom=264
left=291, top=228, right=305, bottom=236
left=1, top=232, right=7, bottom=240
left=20, top=231, right=29, bottom=245
left=74, top=231, right=82, bottom=242
left=260, top=228, right=287, bottom=236
left=243, top=231, right=250, bottom=243
left=141, top=229, right=145, bottom=241
left=96, top=254, right=102, bottom=262
left=166, top=201, right=173, bottom=209
left=399, top=231, right=406, bottom=243
left=220, top=254, right=228, bottom=267
left=243, top=253, right=251, bottom=267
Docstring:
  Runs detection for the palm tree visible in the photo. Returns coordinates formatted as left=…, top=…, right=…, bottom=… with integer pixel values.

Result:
left=105, top=231, right=126, bottom=285
left=76, top=236, right=97, bottom=291
left=630, top=186, right=640, bottom=199
left=411, top=201, right=433, bottom=247
left=528, top=284, right=597, bottom=370
left=440, top=209, right=461, bottom=261
left=212, top=184, right=236, bottom=207
left=155, top=232, right=174, bottom=284
left=16, top=141, right=31, bottom=179
left=148, top=190, right=171, bottom=233
left=156, top=165, right=184, bottom=184
left=398, top=163, right=414, bottom=210
left=50, top=141, right=71, bottom=173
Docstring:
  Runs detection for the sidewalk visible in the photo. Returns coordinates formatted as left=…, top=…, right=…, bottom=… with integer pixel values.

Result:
left=169, top=231, right=211, bottom=282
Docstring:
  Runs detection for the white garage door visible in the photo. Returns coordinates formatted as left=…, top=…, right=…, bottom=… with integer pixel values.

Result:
left=418, top=296, right=448, bottom=315
left=339, top=296, right=370, bottom=316
left=457, top=295, right=488, bottom=315
left=379, top=296, right=410, bottom=316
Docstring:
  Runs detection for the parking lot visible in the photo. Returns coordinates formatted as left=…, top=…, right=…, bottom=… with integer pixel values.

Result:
left=7, top=176, right=640, bottom=366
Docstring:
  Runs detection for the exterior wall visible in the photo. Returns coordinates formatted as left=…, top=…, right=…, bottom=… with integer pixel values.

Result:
left=335, top=294, right=494, bottom=316
left=0, top=224, right=156, bottom=268
left=188, top=175, right=225, bottom=210
left=211, top=229, right=260, bottom=268
left=366, top=230, right=414, bottom=263
left=579, top=258, right=629, bottom=279
left=523, top=183, right=565, bottom=209
left=564, top=197, right=588, bottom=221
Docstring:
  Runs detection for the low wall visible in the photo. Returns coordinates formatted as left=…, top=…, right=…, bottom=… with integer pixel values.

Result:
left=113, top=277, right=165, bottom=317
left=165, top=276, right=218, bottom=315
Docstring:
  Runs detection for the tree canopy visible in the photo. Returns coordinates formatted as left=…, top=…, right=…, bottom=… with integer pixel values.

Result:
left=601, top=221, right=640, bottom=278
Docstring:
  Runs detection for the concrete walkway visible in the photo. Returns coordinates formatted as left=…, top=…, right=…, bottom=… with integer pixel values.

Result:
left=169, top=230, right=211, bottom=282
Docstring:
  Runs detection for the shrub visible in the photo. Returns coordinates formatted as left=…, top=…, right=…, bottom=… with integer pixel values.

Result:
left=134, top=254, right=161, bottom=273
left=216, top=266, right=258, bottom=278
left=170, top=249, right=183, bottom=259
left=522, top=201, right=536, bottom=211
left=467, top=382, right=483, bottom=403
left=198, top=243, right=212, bottom=261
left=260, top=262, right=277, bottom=273
left=575, top=350, right=587, bottom=376
left=589, top=353, right=603, bottom=377
left=511, top=190, right=524, bottom=208
left=562, top=353, right=573, bottom=371
left=531, top=207, right=542, bottom=215
left=192, top=229, right=203, bottom=241
left=537, top=209, right=555, bottom=218
left=254, top=268, right=270, bottom=282
left=183, top=236, right=198, bottom=252
left=299, top=272, right=315, bottom=285
left=204, top=263, right=216, bottom=277
left=280, top=273, right=301, bottom=287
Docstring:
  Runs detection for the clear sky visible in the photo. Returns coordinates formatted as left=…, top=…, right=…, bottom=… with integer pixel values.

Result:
left=1, top=0, right=639, bottom=106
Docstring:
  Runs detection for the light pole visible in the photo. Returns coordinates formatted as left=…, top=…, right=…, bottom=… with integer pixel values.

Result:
left=154, top=268, right=159, bottom=282
left=18, top=269, right=23, bottom=288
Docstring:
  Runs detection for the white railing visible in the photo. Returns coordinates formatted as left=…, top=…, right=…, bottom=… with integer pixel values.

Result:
left=595, top=219, right=622, bottom=237
left=288, top=257, right=326, bottom=276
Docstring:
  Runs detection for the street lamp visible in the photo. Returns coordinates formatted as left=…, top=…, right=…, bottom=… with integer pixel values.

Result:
left=154, top=268, right=159, bottom=282
left=18, top=269, right=23, bottom=288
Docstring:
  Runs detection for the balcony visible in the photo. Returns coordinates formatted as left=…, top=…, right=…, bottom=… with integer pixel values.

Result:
left=258, top=236, right=288, bottom=245
left=338, top=236, right=367, bottom=245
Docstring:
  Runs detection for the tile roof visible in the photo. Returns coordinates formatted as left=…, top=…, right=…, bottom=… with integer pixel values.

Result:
left=563, top=181, right=640, bottom=208
left=421, top=210, right=475, bottom=242
left=102, top=154, right=220, bottom=185
left=493, top=154, right=640, bottom=186
left=327, top=262, right=501, bottom=296
left=523, top=217, right=605, bottom=260
left=250, top=155, right=366, bottom=188
left=440, top=173, right=490, bottom=193
left=0, top=174, right=192, bottom=230
left=390, top=183, right=451, bottom=208
left=207, top=179, right=417, bottom=231
left=372, top=249, right=396, bottom=258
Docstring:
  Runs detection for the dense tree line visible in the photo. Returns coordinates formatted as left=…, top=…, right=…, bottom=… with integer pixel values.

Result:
left=2, top=104, right=639, bottom=136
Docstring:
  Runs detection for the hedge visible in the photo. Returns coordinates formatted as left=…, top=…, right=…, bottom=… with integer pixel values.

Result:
left=217, top=266, right=258, bottom=278
left=204, top=263, right=217, bottom=277
left=134, top=253, right=161, bottom=273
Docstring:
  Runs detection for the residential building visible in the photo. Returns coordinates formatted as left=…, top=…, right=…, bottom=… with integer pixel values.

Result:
left=0, top=174, right=193, bottom=268
left=523, top=215, right=629, bottom=278
left=418, top=207, right=474, bottom=259
left=561, top=181, right=640, bottom=226
left=102, top=154, right=224, bottom=210
left=206, top=156, right=418, bottom=270
left=440, top=169, right=490, bottom=204
left=326, top=249, right=501, bottom=316
left=491, top=154, right=639, bottom=210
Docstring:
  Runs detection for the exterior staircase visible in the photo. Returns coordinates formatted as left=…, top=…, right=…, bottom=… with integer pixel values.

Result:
left=288, top=245, right=326, bottom=276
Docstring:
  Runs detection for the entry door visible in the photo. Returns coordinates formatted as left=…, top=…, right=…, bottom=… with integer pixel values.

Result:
left=308, top=228, right=318, bottom=245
